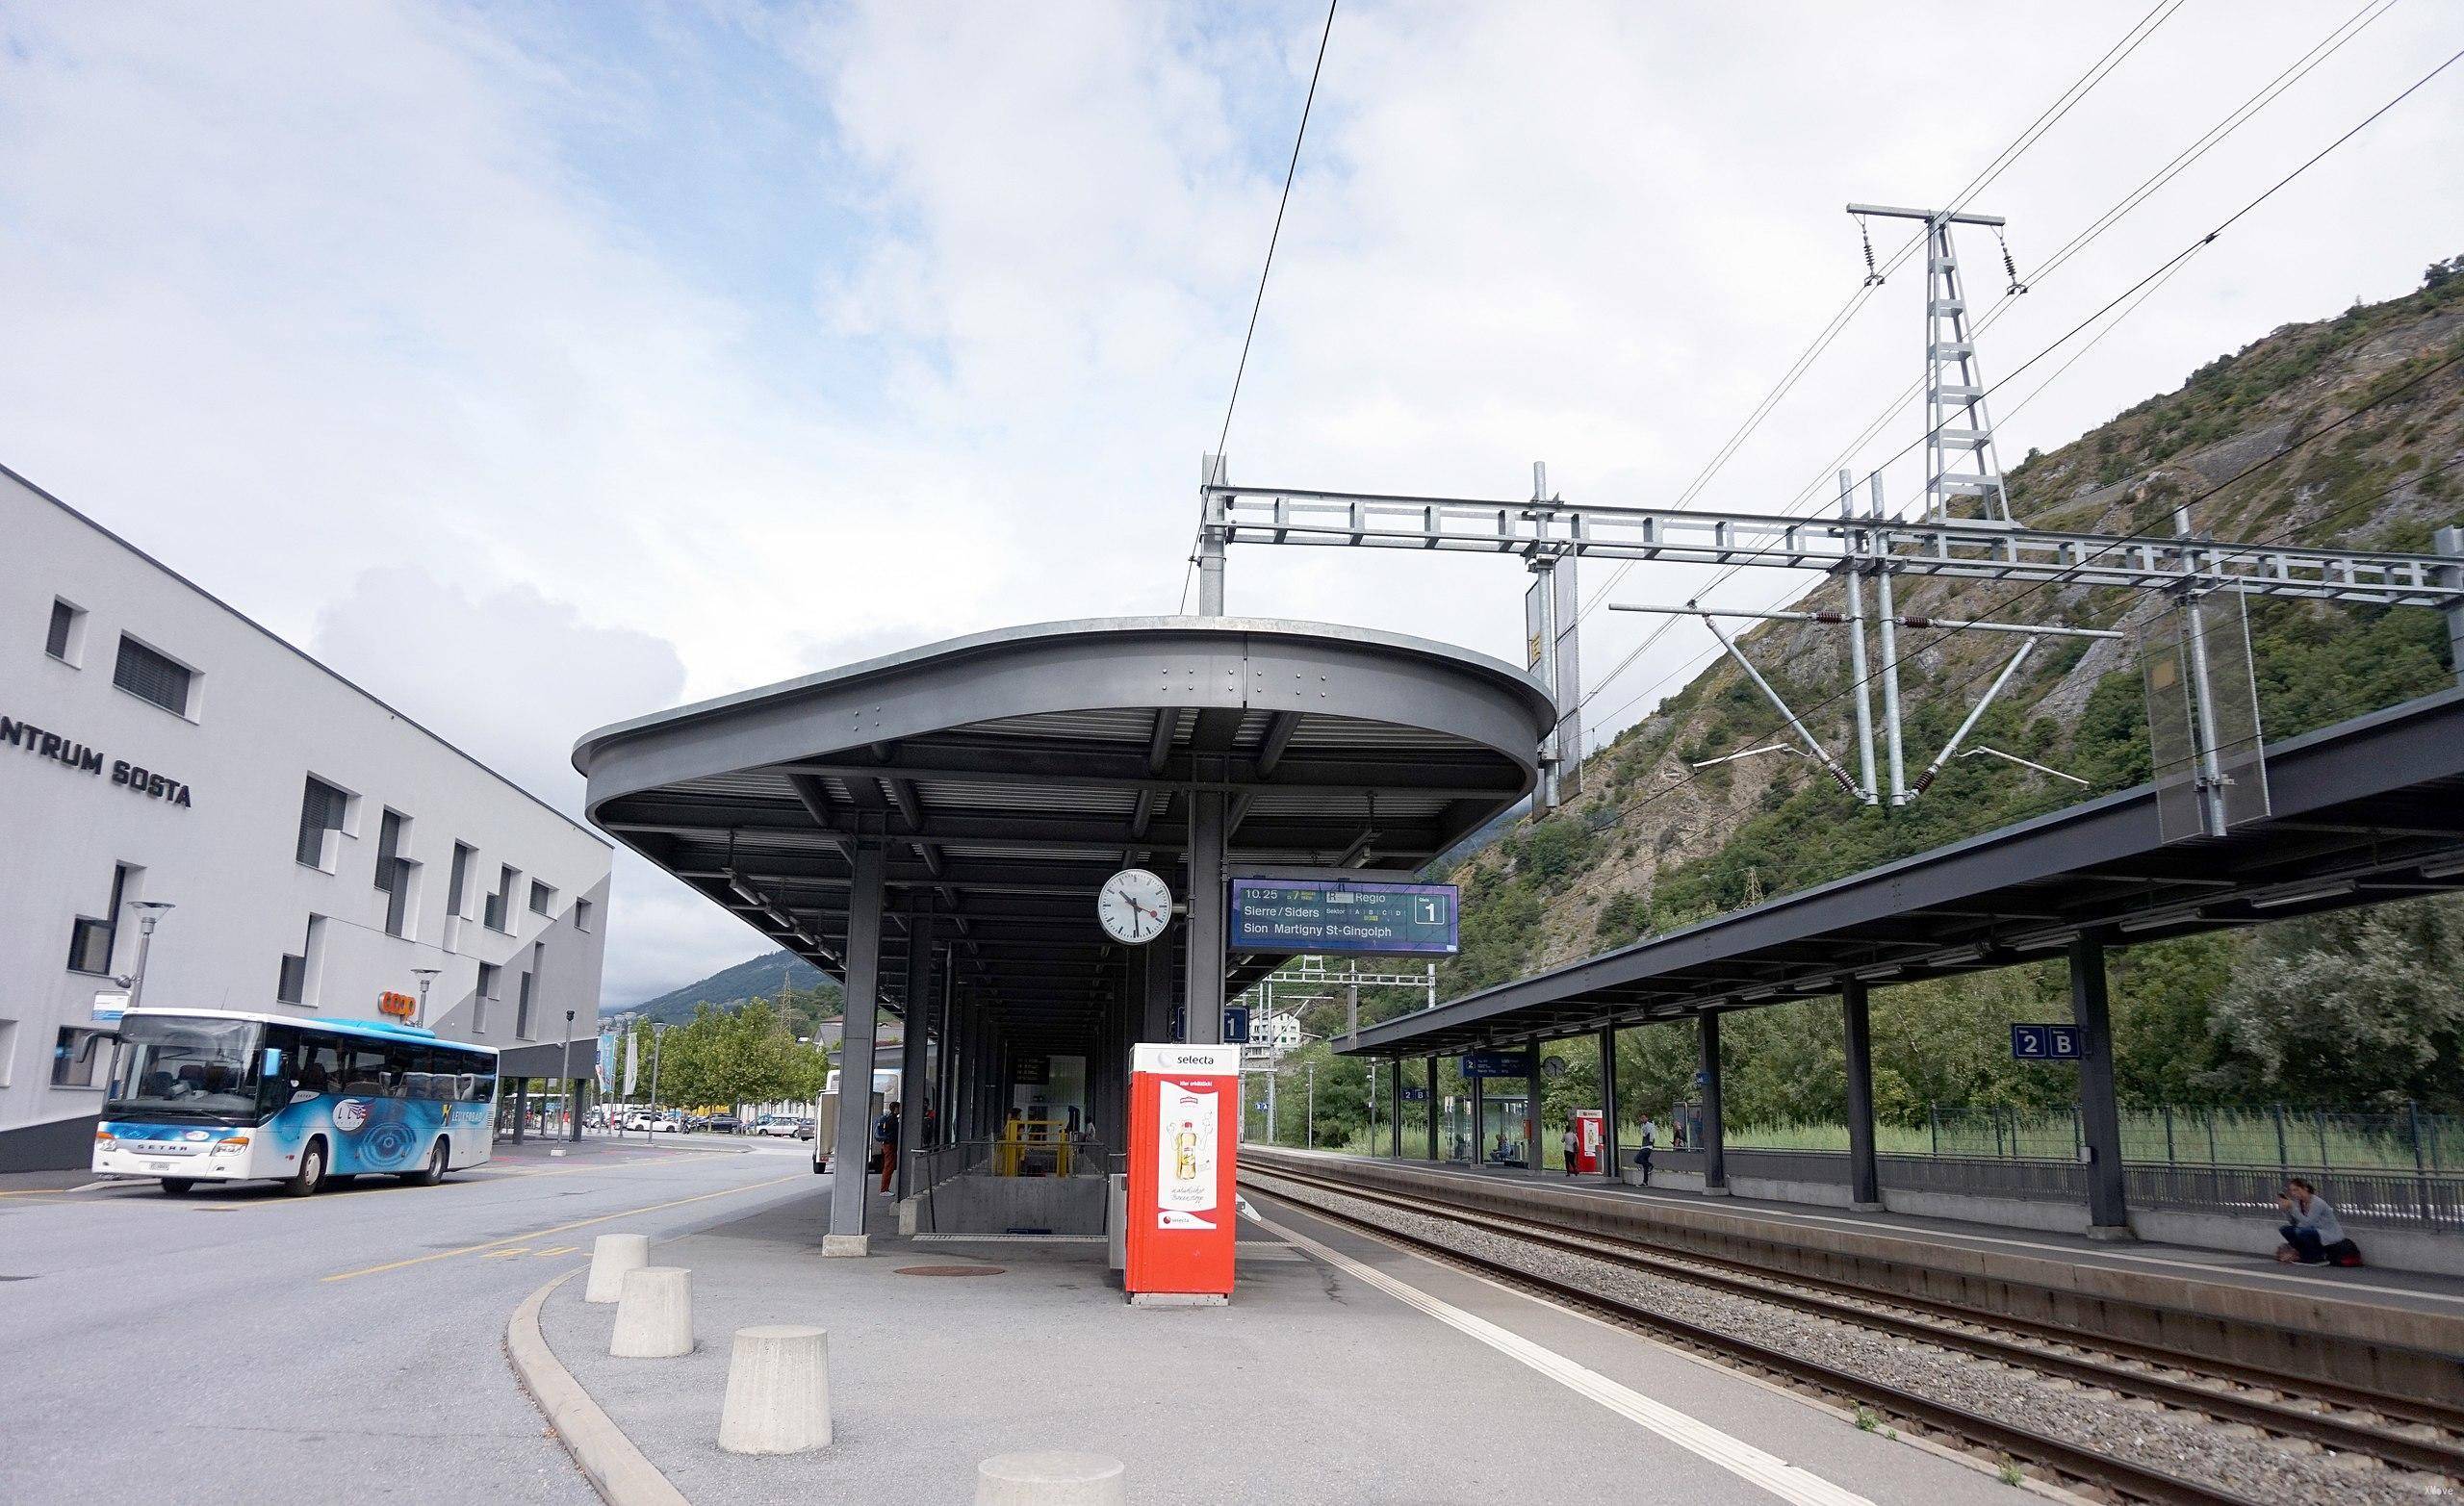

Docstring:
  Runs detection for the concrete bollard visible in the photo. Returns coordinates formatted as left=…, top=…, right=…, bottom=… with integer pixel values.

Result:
left=974, top=1452, right=1127, bottom=1506
left=585, top=1233, right=651, bottom=1304
left=717, top=1325, right=833, bottom=1455
left=609, top=1266, right=693, bottom=1358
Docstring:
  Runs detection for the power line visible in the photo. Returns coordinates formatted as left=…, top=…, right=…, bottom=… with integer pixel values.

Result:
left=1214, top=0, right=1339, bottom=463
left=1570, top=0, right=2189, bottom=633
left=1574, top=25, right=2455, bottom=740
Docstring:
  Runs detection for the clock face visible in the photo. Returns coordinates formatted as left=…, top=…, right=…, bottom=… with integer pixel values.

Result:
left=1097, top=868, right=1173, bottom=945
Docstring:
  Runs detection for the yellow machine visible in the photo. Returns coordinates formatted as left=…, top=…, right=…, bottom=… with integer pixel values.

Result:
left=995, top=1116, right=1076, bottom=1177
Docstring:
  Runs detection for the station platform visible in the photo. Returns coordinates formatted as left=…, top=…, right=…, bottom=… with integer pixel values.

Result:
left=1245, top=1148, right=2464, bottom=1402
left=524, top=1179, right=2022, bottom=1506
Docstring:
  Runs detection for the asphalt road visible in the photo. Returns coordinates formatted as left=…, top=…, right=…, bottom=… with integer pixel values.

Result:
left=0, top=1135, right=818, bottom=1506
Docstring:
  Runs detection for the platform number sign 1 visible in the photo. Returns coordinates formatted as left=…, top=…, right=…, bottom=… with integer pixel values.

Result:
left=2010, top=1024, right=2083, bottom=1061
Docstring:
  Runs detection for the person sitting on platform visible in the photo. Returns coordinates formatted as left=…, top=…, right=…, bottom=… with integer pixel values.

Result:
left=2276, top=1178, right=2358, bottom=1265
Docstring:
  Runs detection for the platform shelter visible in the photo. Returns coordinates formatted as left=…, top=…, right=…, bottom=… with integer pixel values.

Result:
left=573, top=617, right=1553, bottom=1251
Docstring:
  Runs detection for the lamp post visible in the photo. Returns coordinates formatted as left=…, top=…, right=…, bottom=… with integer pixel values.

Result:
left=410, top=967, right=441, bottom=1029
left=122, top=901, right=176, bottom=1013
left=644, top=1023, right=668, bottom=1142
left=553, top=1008, right=578, bottom=1156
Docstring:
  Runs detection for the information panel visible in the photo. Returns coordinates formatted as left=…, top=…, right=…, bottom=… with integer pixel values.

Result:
left=1227, top=879, right=1459, bottom=955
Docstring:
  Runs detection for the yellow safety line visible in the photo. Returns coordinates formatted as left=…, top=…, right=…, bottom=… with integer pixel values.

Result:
left=321, top=1172, right=805, bottom=1283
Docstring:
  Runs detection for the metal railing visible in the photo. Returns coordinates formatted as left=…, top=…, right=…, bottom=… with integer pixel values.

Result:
left=911, top=1136, right=1115, bottom=1239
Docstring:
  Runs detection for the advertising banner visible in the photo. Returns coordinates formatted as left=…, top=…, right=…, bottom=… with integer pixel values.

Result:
left=1126, top=1042, right=1240, bottom=1302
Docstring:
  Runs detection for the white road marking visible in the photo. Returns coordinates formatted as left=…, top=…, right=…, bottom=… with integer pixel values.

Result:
left=1249, top=1206, right=1874, bottom=1506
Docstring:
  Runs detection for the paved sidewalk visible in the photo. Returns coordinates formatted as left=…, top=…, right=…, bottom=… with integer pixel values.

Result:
left=531, top=1182, right=2018, bottom=1506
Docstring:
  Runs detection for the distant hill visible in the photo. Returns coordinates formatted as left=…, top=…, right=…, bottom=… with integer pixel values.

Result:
left=622, top=950, right=842, bottom=1027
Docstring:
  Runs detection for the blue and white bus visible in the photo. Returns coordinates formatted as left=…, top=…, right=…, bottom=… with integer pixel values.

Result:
left=92, top=1008, right=498, bottom=1195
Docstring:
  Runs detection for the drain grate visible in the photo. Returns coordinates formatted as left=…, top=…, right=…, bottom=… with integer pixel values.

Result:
left=893, top=1264, right=1006, bottom=1278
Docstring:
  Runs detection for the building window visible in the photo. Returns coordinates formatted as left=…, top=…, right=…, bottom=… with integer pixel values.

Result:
left=113, top=636, right=194, bottom=717
left=515, top=971, right=535, bottom=1039
left=52, top=1027, right=114, bottom=1088
left=65, top=863, right=134, bottom=976
left=0, top=1018, right=16, bottom=1088
left=484, top=865, right=517, bottom=932
left=276, top=916, right=324, bottom=1006
left=527, top=880, right=556, bottom=918
left=296, top=777, right=350, bottom=869
left=447, top=842, right=475, bottom=920
left=475, top=962, right=499, bottom=1034
left=374, top=809, right=419, bottom=937
left=573, top=897, right=594, bottom=934
left=45, top=600, right=86, bottom=665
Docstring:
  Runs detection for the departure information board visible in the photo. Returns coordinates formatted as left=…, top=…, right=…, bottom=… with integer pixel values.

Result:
left=1227, top=879, right=1459, bottom=955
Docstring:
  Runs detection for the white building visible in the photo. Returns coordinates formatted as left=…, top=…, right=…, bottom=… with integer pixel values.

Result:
left=0, top=465, right=610, bottom=1170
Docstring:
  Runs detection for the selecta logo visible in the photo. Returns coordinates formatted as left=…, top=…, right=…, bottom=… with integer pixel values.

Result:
left=331, top=1098, right=371, bottom=1134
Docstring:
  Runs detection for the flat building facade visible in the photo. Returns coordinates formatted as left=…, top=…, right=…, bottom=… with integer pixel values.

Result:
left=0, top=465, right=610, bottom=1169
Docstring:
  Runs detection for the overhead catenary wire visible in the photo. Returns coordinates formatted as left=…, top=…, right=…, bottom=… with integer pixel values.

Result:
left=1569, top=0, right=2190, bottom=634
left=1180, top=0, right=1340, bottom=614
left=1574, top=19, right=2452, bottom=744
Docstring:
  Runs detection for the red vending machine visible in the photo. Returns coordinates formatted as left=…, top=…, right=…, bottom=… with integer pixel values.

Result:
left=1125, top=1042, right=1241, bottom=1306
left=1572, top=1109, right=1605, bottom=1174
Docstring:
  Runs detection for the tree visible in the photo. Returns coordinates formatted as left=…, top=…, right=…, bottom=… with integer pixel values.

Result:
left=2208, top=898, right=2464, bottom=1111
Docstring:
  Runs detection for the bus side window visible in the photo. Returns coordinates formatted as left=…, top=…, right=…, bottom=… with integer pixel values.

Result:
left=456, top=1073, right=479, bottom=1103
left=341, top=1047, right=387, bottom=1096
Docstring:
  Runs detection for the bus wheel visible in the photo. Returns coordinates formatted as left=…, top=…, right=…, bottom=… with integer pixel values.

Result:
left=404, top=1140, right=448, bottom=1186
left=160, top=1178, right=193, bottom=1195
left=287, top=1139, right=327, bottom=1198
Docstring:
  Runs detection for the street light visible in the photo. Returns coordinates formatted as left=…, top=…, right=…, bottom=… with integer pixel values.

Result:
left=410, top=967, right=441, bottom=1028
left=118, top=902, right=176, bottom=1013
left=553, top=1008, right=578, bottom=1157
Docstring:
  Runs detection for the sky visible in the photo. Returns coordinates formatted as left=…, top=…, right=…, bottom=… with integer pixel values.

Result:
left=2, top=1, right=2458, bottom=1005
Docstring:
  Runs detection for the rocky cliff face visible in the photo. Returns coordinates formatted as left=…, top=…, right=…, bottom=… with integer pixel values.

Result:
left=1437, top=258, right=2464, bottom=996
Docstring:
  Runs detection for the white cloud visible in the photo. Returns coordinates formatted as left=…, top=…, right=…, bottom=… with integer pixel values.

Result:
left=3, top=0, right=2459, bottom=1000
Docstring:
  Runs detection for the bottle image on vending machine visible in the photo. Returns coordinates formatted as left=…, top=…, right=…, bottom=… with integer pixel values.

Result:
left=1159, top=1087, right=1218, bottom=1230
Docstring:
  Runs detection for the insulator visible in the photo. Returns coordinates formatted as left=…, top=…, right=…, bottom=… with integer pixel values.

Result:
left=1859, top=217, right=1884, bottom=287
left=1996, top=227, right=2028, bottom=295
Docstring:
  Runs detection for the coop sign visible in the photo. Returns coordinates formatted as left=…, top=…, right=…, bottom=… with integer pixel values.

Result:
left=2, top=713, right=194, bottom=807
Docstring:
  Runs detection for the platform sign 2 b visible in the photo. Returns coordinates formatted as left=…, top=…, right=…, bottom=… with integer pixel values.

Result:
left=2011, top=1024, right=2083, bottom=1061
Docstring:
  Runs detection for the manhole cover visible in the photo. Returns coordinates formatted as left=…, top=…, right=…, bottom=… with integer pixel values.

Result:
left=893, top=1264, right=1006, bottom=1277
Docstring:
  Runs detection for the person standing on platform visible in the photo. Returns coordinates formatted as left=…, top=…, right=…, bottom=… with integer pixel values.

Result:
left=875, top=1102, right=901, bottom=1193
left=1635, top=1114, right=1657, bottom=1184
left=1561, top=1124, right=1579, bottom=1177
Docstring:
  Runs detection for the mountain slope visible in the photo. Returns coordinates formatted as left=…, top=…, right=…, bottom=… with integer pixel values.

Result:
left=624, top=950, right=842, bottom=1027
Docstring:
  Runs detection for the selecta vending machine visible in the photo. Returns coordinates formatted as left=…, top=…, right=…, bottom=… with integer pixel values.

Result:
left=1572, top=1109, right=1605, bottom=1175
left=1125, top=1042, right=1240, bottom=1306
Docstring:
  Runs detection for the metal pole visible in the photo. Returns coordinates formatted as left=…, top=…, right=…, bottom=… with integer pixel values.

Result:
left=1698, top=610, right=1860, bottom=795
left=558, top=1008, right=578, bottom=1152
left=898, top=901, right=934, bottom=1200
left=2173, top=505, right=2229, bottom=834
left=1390, top=1060, right=1403, bottom=1158
left=827, top=837, right=887, bottom=1254
left=1912, top=638, right=2037, bottom=794
left=1599, top=1026, right=1620, bottom=1177
left=1425, top=1057, right=1440, bottom=1161
left=1841, top=471, right=1879, bottom=804
left=1698, top=1012, right=1727, bottom=1193
left=1184, top=789, right=1226, bottom=1043
left=1869, top=474, right=1908, bottom=804
left=1197, top=454, right=1228, bottom=615
left=647, top=1026, right=665, bottom=1140
left=1266, top=1061, right=1277, bottom=1148
left=1841, top=981, right=1881, bottom=1209
left=128, top=915, right=161, bottom=1013
left=1305, top=1061, right=1315, bottom=1150
left=2070, top=932, right=2129, bottom=1235
left=2437, top=526, right=2464, bottom=685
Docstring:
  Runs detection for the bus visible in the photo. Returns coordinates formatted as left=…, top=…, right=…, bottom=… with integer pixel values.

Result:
left=91, top=1008, right=498, bottom=1195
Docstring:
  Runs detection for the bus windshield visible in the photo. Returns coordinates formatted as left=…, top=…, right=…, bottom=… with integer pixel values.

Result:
left=108, top=1015, right=268, bottom=1120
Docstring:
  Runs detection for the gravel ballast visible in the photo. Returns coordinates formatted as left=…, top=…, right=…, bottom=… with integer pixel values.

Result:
left=1248, top=1172, right=2460, bottom=1506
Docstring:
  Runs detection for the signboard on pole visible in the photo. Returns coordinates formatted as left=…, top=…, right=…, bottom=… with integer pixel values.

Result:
left=2010, top=1024, right=2083, bottom=1061
left=1463, top=1050, right=1535, bottom=1078
left=1227, top=879, right=1458, bottom=955
left=90, top=990, right=129, bottom=1024
left=1221, top=1006, right=1250, bottom=1044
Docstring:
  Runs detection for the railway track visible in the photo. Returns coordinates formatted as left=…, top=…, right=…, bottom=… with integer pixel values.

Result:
left=1242, top=1161, right=2464, bottom=1505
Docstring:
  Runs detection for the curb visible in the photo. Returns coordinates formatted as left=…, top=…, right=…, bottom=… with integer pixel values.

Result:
left=506, top=1266, right=695, bottom=1506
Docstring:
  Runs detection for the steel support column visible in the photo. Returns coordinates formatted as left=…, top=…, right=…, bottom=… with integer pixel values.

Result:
left=1841, top=980, right=1882, bottom=1210
left=1389, top=1059, right=1403, bottom=1158
left=2071, top=931, right=2132, bottom=1236
left=1599, top=1026, right=1620, bottom=1178
left=1528, top=1054, right=1545, bottom=1177
left=1425, top=1057, right=1440, bottom=1161
left=1183, top=791, right=1225, bottom=1043
left=826, top=840, right=886, bottom=1255
left=1699, top=1012, right=1728, bottom=1194
left=2439, top=525, right=2464, bottom=686
left=1143, top=941, right=1173, bottom=1042
left=896, top=901, right=933, bottom=1201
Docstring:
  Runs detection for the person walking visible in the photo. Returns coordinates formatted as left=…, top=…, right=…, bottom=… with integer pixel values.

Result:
left=1635, top=1114, right=1657, bottom=1185
left=1561, top=1124, right=1580, bottom=1178
left=875, top=1102, right=901, bottom=1193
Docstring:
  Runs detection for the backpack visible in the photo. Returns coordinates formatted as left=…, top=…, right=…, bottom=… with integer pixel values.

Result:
left=874, top=1112, right=896, bottom=1143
